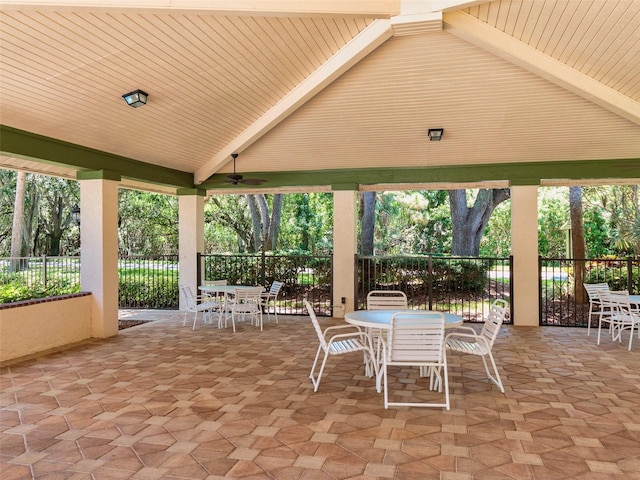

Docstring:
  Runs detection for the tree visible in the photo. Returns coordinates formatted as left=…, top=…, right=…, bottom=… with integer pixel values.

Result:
left=448, top=189, right=510, bottom=256
left=36, top=176, right=78, bottom=256
left=569, top=186, right=586, bottom=303
left=266, top=194, right=283, bottom=251
left=118, top=189, right=178, bottom=256
left=10, top=171, right=27, bottom=270
left=360, top=191, right=376, bottom=255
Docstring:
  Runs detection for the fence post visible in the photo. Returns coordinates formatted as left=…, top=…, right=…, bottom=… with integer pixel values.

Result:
left=196, top=252, right=202, bottom=286
left=42, top=255, right=47, bottom=287
left=628, top=257, right=633, bottom=292
left=427, top=254, right=433, bottom=310
left=260, top=248, right=266, bottom=286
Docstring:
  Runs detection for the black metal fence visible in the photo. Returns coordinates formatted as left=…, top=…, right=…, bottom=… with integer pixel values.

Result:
left=0, top=256, right=81, bottom=303
left=4, top=253, right=637, bottom=327
left=356, top=255, right=513, bottom=323
left=199, top=252, right=333, bottom=316
left=540, top=257, right=640, bottom=327
left=118, top=255, right=179, bottom=309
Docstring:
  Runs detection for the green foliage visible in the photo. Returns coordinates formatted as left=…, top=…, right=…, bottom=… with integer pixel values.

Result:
left=584, top=263, right=639, bottom=292
left=537, top=188, right=569, bottom=257
left=205, top=193, right=333, bottom=254
left=480, top=200, right=511, bottom=257
left=430, top=259, right=489, bottom=294
left=583, top=207, right=612, bottom=257
left=360, top=255, right=489, bottom=294
left=118, top=190, right=178, bottom=256
left=118, top=276, right=179, bottom=309
left=203, top=253, right=332, bottom=295
left=368, top=191, right=451, bottom=255
left=0, top=277, right=79, bottom=303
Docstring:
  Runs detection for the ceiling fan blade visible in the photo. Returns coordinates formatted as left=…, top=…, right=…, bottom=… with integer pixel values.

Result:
left=226, top=173, right=243, bottom=182
left=239, top=178, right=266, bottom=185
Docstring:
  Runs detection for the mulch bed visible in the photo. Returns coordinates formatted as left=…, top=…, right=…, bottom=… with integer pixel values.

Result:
left=118, top=320, right=151, bottom=330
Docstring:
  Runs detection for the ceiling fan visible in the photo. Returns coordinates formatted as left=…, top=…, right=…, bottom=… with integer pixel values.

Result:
left=225, top=153, right=267, bottom=185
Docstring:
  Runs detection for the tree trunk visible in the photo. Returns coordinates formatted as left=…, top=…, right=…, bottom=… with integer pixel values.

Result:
left=10, top=171, right=27, bottom=271
left=570, top=186, right=586, bottom=304
left=245, top=194, right=262, bottom=252
left=448, top=188, right=510, bottom=256
left=360, top=191, right=376, bottom=255
left=267, top=194, right=283, bottom=251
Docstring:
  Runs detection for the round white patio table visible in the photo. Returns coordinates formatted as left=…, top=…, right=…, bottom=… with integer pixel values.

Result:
left=344, top=309, right=463, bottom=330
left=344, top=309, right=463, bottom=391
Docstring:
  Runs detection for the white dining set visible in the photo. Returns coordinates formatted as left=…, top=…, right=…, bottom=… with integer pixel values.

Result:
left=584, top=283, right=640, bottom=350
left=306, top=290, right=509, bottom=410
left=180, top=280, right=283, bottom=332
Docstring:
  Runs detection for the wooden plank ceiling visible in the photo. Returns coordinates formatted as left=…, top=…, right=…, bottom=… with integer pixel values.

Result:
left=0, top=0, right=639, bottom=193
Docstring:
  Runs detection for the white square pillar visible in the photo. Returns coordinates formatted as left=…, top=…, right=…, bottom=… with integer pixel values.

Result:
left=511, top=185, right=539, bottom=326
left=79, top=176, right=120, bottom=338
left=178, top=191, right=205, bottom=310
left=333, top=190, right=357, bottom=317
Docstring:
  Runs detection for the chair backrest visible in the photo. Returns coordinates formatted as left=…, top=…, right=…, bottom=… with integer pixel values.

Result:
left=367, top=290, right=408, bottom=310
left=387, top=312, right=445, bottom=363
left=268, top=280, right=283, bottom=296
left=305, top=299, right=327, bottom=349
left=235, top=287, right=264, bottom=303
left=204, top=279, right=227, bottom=286
left=600, top=290, right=631, bottom=313
left=583, top=283, right=609, bottom=302
left=179, top=284, right=197, bottom=308
left=479, top=299, right=508, bottom=348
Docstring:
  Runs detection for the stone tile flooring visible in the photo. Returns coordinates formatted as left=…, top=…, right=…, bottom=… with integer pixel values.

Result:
left=1, top=311, right=639, bottom=479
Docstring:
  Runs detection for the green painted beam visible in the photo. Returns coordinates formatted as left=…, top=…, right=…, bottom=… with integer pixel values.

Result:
left=1, top=125, right=194, bottom=189
left=200, top=158, right=640, bottom=190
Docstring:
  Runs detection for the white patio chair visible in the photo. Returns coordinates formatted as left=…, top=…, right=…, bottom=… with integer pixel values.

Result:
left=231, top=287, right=264, bottom=332
left=598, top=290, right=639, bottom=350
left=179, top=284, right=219, bottom=330
left=381, top=311, right=449, bottom=409
left=202, top=279, right=230, bottom=325
left=445, top=299, right=508, bottom=393
left=260, top=280, right=283, bottom=324
left=366, top=290, right=408, bottom=310
left=583, top=283, right=609, bottom=336
left=305, top=299, right=375, bottom=392
left=366, top=290, right=409, bottom=365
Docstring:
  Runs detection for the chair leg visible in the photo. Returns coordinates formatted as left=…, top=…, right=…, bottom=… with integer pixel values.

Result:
left=309, top=345, right=329, bottom=392
left=597, top=317, right=604, bottom=345
left=383, top=363, right=389, bottom=409
left=482, top=353, right=504, bottom=393
left=192, top=311, right=199, bottom=330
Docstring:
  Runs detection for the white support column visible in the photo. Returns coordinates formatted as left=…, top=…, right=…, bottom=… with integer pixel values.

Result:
left=79, top=176, right=119, bottom=338
left=178, top=191, right=205, bottom=310
left=511, top=185, right=539, bottom=326
left=332, top=190, right=358, bottom=317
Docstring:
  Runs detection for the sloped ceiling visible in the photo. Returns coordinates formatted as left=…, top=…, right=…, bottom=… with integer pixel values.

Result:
left=1, top=0, right=639, bottom=194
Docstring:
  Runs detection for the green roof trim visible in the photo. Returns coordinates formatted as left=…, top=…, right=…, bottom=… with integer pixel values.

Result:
left=201, top=158, right=640, bottom=190
left=331, top=183, right=359, bottom=191
left=77, top=170, right=122, bottom=182
left=177, top=188, right=207, bottom=196
left=1, top=125, right=194, bottom=189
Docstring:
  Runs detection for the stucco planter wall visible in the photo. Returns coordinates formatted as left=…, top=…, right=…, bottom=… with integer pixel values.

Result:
left=0, top=292, right=92, bottom=363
